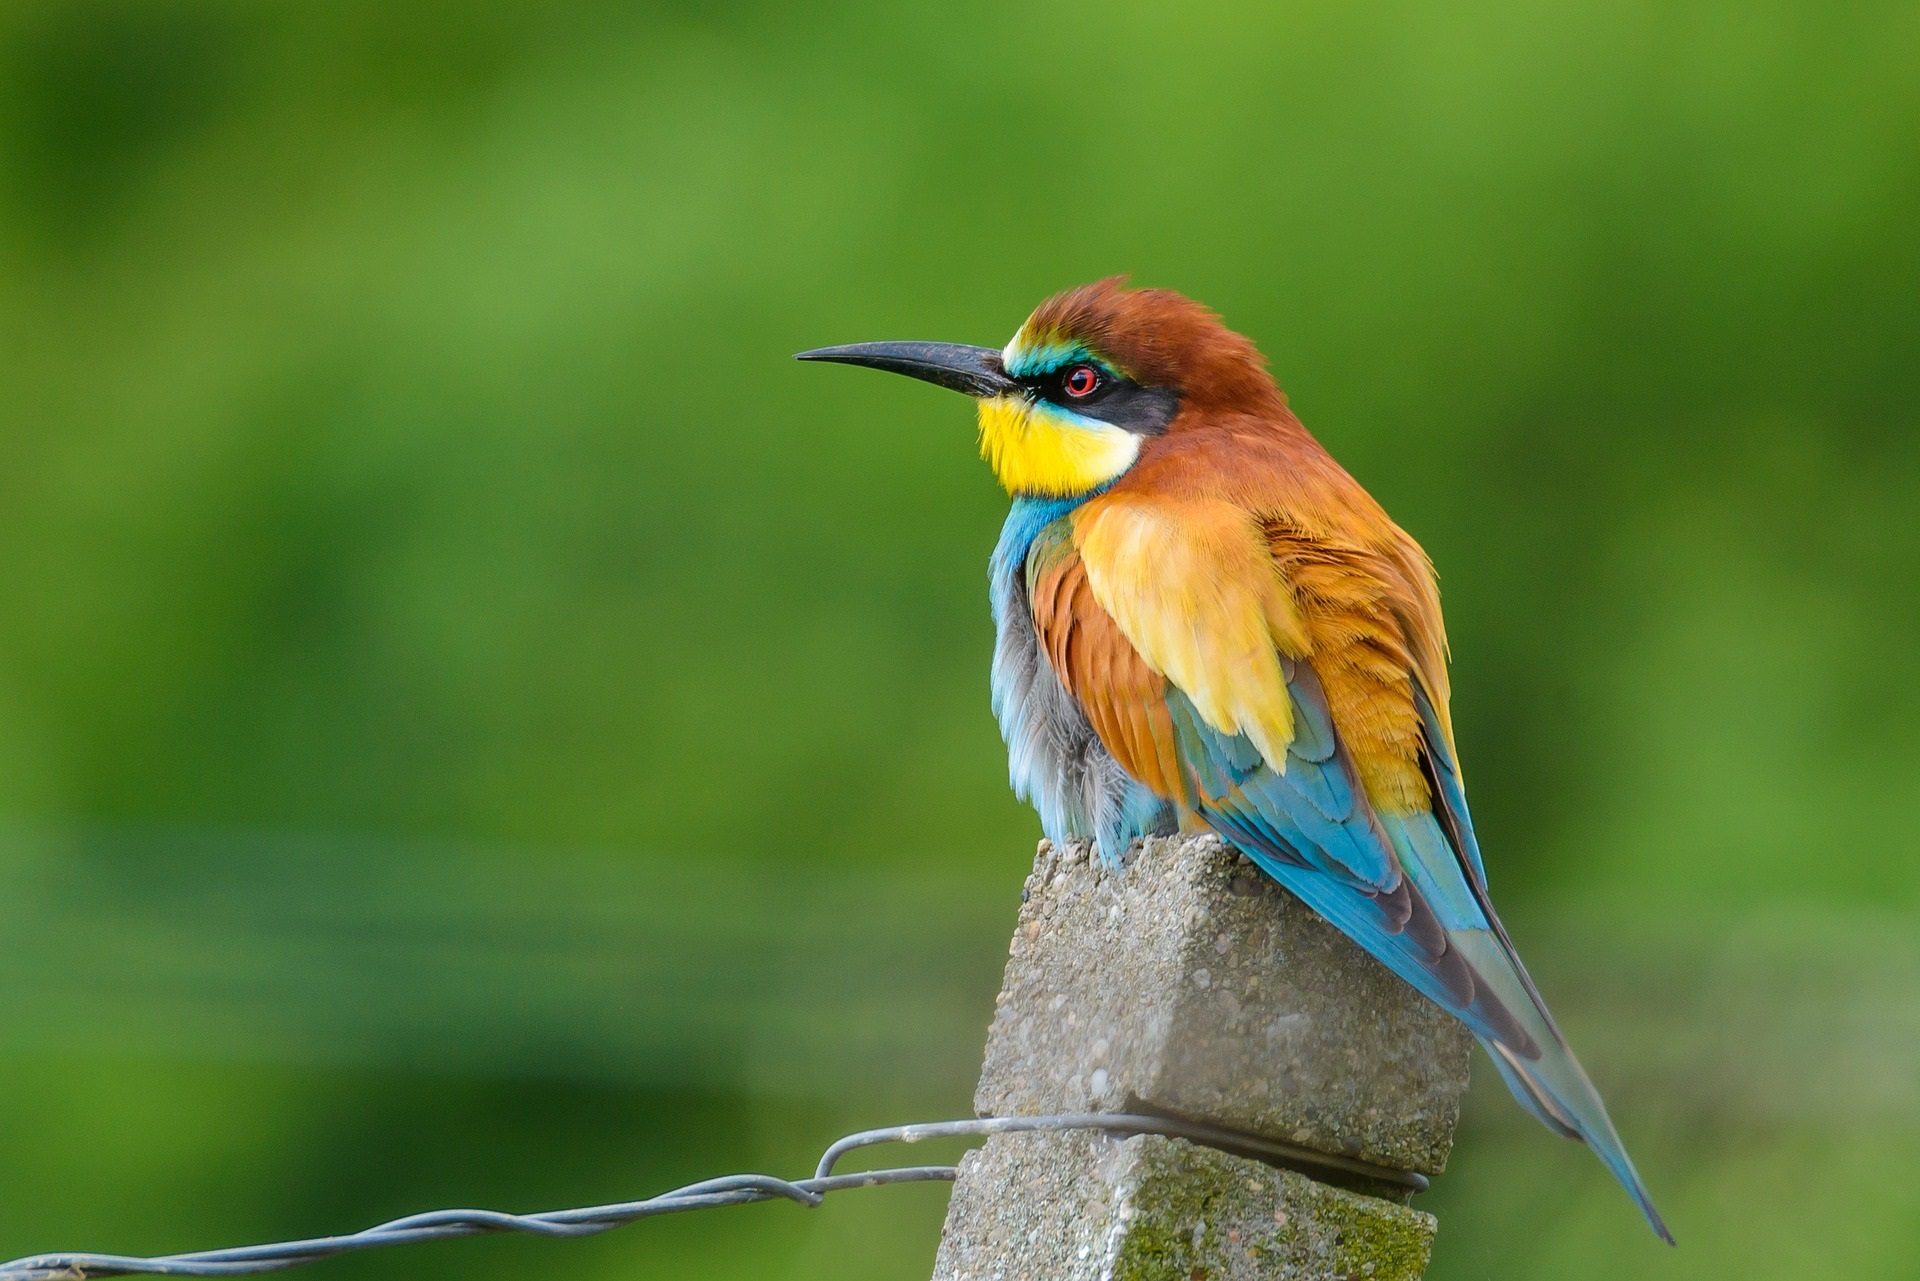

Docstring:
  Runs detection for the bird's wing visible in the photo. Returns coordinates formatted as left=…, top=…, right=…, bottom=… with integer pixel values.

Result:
left=1045, top=489, right=1551, bottom=1043
left=1028, top=506, right=1387, bottom=889
left=1032, top=495, right=1671, bottom=1239
left=1032, top=496, right=1403, bottom=893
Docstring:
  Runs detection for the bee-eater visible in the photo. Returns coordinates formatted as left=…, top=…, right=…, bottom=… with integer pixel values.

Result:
left=798, top=278, right=1670, bottom=1242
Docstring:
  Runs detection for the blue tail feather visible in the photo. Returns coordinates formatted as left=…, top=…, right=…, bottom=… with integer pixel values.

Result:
left=1177, top=704, right=1672, bottom=1240
left=1241, top=838, right=1674, bottom=1242
left=1481, top=1014, right=1675, bottom=1244
left=1127, top=652, right=1671, bottom=1239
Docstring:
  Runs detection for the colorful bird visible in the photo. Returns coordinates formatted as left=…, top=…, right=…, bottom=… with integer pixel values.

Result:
left=798, top=278, right=1671, bottom=1242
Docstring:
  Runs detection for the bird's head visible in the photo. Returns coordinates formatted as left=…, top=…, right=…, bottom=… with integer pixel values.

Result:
left=797, top=278, right=1282, bottom=499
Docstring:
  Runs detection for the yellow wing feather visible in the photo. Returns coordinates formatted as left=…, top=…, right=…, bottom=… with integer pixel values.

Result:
left=1070, top=493, right=1308, bottom=775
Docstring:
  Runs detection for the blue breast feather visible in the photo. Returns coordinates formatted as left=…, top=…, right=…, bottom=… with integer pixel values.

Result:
left=988, top=498, right=1171, bottom=861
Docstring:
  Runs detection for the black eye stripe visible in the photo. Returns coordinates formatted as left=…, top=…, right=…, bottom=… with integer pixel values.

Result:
left=1016, top=365, right=1180, bottom=437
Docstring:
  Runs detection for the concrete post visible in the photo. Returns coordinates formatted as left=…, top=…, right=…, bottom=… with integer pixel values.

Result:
left=930, top=833, right=1474, bottom=1281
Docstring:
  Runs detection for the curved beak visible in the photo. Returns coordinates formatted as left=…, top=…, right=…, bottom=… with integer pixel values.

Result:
left=794, top=341, right=1019, bottom=399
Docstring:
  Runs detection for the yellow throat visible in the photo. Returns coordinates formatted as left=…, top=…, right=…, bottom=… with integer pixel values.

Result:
left=975, top=395, right=1141, bottom=498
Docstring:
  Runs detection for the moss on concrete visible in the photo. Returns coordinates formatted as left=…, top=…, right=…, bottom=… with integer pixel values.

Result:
left=932, top=1132, right=1435, bottom=1281
left=1111, top=1136, right=1434, bottom=1281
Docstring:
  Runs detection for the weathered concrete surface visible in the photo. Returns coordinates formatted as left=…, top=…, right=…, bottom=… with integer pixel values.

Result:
left=930, top=1130, right=1436, bottom=1281
left=976, top=834, right=1473, bottom=1175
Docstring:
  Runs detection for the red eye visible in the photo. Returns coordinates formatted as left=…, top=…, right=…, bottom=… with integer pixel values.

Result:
left=1063, top=365, right=1100, bottom=398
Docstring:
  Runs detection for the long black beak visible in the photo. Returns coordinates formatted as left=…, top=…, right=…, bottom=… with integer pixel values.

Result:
left=794, top=341, right=1019, bottom=399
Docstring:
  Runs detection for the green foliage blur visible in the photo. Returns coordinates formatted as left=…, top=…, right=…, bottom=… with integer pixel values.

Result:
left=0, top=0, right=1914, bottom=1276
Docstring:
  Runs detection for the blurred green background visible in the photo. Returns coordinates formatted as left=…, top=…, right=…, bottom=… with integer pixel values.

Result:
left=0, top=0, right=1914, bottom=1276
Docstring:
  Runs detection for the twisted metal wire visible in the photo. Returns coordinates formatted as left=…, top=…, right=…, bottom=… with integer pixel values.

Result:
left=0, top=1112, right=1425, bottom=1279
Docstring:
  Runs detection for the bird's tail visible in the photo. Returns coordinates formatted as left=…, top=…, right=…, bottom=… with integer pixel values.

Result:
left=1248, top=829, right=1674, bottom=1243
left=1450, top=928, right=1675, bottom=1245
